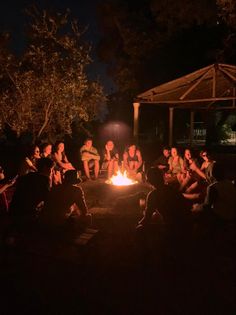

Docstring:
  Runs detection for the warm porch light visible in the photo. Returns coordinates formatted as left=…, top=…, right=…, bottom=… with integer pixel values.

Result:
left=105, top=170, right=138, bottom=186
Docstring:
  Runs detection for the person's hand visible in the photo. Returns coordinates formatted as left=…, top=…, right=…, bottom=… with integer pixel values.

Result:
left=191, top=203, right=202, bottom=212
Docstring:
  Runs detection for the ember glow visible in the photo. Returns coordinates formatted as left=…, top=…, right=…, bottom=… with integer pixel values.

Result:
left=106, top=170, right=138, bottom=186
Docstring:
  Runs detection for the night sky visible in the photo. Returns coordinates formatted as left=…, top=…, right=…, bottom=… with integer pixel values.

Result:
left=0, top=0, right=115, bottom=93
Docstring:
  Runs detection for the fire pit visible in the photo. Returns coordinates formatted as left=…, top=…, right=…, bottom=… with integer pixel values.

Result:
left=105, top=170, right=138, bottom=186
left=81, top=175, right=151, bottom=212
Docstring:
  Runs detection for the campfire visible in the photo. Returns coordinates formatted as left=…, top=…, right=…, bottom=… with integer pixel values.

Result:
left=105, top=170, right=138, bottom=186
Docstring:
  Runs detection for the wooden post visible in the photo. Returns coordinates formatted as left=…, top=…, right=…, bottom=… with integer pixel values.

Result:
left=190, top=110, right=194, bottom=146
left=133, top=102, right=140, bottom=139
left=169, top=107, right=174, bottom=146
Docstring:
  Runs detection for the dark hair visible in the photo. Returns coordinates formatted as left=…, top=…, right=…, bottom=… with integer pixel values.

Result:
left=146, top=167, right=164, bottom=187
left=64, top=170, right=82, bottom=185
left=36, top=158, right=54, bottom=172
left=41, top=143, right=52, bottom=151
left=84, top=138, right=93, bottom=143
left=211, top=162, right=225, bottom=181
left=162, top=146, right=170, bottom=151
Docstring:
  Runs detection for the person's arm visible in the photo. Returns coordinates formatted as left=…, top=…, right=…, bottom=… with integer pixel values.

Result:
left=75, top=186, right=88, bottom=215
left=179, top=157, right=185, bottom=173
left=123, top=152, right=130, bottom=170
left=25, top=157, right=37, bottom=171
left=190, top=161, right=206, bottom=179
left=135, top=150, right=143, bottom=170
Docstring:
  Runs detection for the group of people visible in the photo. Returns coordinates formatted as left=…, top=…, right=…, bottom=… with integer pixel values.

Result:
left=153, top=146, right=216, bottom=196
left=17, top=139, right=143, bottom=183
left=138, top=146, right=236, bottom=240
left=80, top=138, right=143, bottom=181
left=0, top=138, right=144, bottom=239
left=1, top=141, right=235, bottom=246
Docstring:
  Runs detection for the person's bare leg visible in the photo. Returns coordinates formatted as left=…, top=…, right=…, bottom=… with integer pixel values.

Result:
left=107, top=161, right=113, bottom=178
left=113, top=160, right=119, bottom=175
left=94, top=160, right=100, bottom=179
left=83, top=161, right=91, bottom=179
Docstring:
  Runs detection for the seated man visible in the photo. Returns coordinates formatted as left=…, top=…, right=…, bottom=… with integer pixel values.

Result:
left=138, top=167, right=192, bottom=237
left=41, top=170, right=91, bottom=228
left=123, top=144, right=143, bottom=181
left=153, top=146, right=170, bottom=173
left=80, top=138, right=100, bottom=180
left=101, top=140, right=119, bottom=178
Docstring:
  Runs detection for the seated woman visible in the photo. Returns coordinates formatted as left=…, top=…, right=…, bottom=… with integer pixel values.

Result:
left=101, top=140, right=119, bottom=178
left=165, top=147, right=184, bottom=186
left=80, top=138, right=100, bottom=180
left=153, top=146, right=170, bottom=174
left=180, top=148, right=206, bottom=192
left=123, top=144, right=143, bottom=180
left=41, top=143, right=61, bottom=185
left=19, top=144, right=41, bottom=176
left=200, top=150, right=216, bottom=184
left=52, top=141, right=74, bottom=174
left=41, top=143, right=53, bottom=159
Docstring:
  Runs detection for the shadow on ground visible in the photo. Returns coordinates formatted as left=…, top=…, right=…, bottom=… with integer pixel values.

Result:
left=0, top=179, right=235, bottom=314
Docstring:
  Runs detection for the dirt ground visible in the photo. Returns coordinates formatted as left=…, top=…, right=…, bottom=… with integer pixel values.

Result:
left=0, top=179, right=235, bottom=315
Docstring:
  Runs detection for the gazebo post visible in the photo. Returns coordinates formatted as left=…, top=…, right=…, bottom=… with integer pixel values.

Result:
left=190, top=110, right=194, bottom=146
left=169, top=107, right=174, bottom=146
left=133, top=102, right=140, bottom=139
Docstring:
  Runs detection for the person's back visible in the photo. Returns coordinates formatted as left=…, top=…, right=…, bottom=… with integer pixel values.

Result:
left=9, top=172, right=50, bottom=217
left=42, top=170, right=88, bottom=226
left=139, top=167, right=191, bottom=227
left=9, top=158, right=54, bottom=218
left=205, top=179, right=236, bottom=221
left=42, top=183, right=87, bottom=226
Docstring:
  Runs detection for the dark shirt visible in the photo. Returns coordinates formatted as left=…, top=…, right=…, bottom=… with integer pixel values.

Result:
left=9, top=172, right=50, bottom=217
left=42, top=183, right=88, bottom=226
left=146, top=185, right=191, bottom=226
left=102, top=147, right=119, bottom=161
left=154, top=155, right=169, bottom=170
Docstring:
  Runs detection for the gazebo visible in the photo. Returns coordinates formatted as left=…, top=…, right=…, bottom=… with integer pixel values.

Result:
left=133, top=63, right=236, bottom=146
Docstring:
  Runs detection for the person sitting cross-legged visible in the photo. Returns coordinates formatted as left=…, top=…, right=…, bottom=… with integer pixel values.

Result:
left=137, top=167, right=192, bottom=239
left=80, top=138, right=100, bottom=180
left=41, top=170, right=91, bottom=229
left=8, top=158, right=55, bottom=234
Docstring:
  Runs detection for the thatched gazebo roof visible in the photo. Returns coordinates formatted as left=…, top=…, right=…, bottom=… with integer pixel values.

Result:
left=136, top=63, right=236, bottom=109
left=133, top=63, right=236, bottom=145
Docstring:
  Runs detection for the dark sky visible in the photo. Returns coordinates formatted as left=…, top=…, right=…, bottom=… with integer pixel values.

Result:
left=0, top=0, right=115, bottom=93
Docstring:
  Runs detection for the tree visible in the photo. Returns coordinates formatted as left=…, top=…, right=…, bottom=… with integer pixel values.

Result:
left=96, top=0, right=228, bottom=124
left=0, top=7, right=107, bottom=141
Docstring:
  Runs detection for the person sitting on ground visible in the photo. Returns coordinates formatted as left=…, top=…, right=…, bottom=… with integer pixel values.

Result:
left=80, top=138, right=100, bottom=180
left=180, top=148, right=206, bottom=193
left=41, top=143, right=53, bottom=159
left=52, top=141, right=75, bottom=174
left=165, top=147, right=184, bottom=186
left=9, top=158, right=55, bottom=229
left=41, top=169, right=91, bottom=228
left=199, top=149, right=216, bottom=184
left=101, top=140, right=119, bottom=178
left=123, top=144, right=143, bottom=181
left=192, top=163, right=236, bottom=221
left=153, top=146, right=170, bottom=174
left=18, top=144, right=41, bottom=176
left=41, top=142, right=61, bottom=185
left=137, top=167, right=192, bottom=239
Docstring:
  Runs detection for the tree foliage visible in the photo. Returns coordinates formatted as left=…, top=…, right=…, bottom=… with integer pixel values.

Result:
left=96, top=0, right=234, bottom=122
left=0, top=7, right=107, bottom=140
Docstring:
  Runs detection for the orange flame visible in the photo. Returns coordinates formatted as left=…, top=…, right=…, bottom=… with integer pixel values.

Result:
left=106, top=170, right=137, bottom=186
